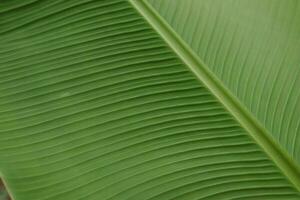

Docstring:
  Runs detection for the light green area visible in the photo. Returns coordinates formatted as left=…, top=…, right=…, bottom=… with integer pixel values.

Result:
left=130, top=0, right=300, bottom=191
left=148, top=0, right=300, bottom=164
left=0, top=0, right=299, bottom=199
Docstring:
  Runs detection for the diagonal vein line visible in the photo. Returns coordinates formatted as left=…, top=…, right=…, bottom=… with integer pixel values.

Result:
left=129, top=0, right=300, bottom=191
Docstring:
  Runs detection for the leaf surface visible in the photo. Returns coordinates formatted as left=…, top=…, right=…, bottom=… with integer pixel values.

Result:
left=148, top=0, right=300, bottom=164
left=0, top=0, right=299, bottom=199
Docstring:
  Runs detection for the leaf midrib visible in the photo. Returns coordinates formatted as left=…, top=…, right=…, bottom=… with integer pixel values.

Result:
left=129, top=0, right=300, bottom=191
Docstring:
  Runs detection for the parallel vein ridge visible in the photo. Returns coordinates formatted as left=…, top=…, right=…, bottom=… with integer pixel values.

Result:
left=0, top=0, right=299, bottom=200
left=130, top=0, right=300, bottom=191
left=147, top=0, right=300, bottom=165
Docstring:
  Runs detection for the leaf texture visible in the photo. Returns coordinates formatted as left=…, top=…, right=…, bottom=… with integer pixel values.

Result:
left=0, top=0, right=299, bottom=200
left=148, top=0, right=300, bottom=164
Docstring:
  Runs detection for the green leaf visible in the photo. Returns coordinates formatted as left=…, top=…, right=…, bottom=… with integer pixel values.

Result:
left=0, top=0, right=299, bottom=199
left=148, top=0, right=300, bottom=164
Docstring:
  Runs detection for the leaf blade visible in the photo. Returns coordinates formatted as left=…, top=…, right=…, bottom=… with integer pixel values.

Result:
left=148, top=0, right=300, bottom=165
left=0, top=0, right=299, bottom=199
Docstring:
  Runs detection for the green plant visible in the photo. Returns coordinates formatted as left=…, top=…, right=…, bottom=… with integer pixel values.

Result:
left=0, top=0, right=299, bottom=199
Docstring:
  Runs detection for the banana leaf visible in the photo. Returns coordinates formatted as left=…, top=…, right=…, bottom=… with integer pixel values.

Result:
left=0, top=0, right=299, bottom=199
